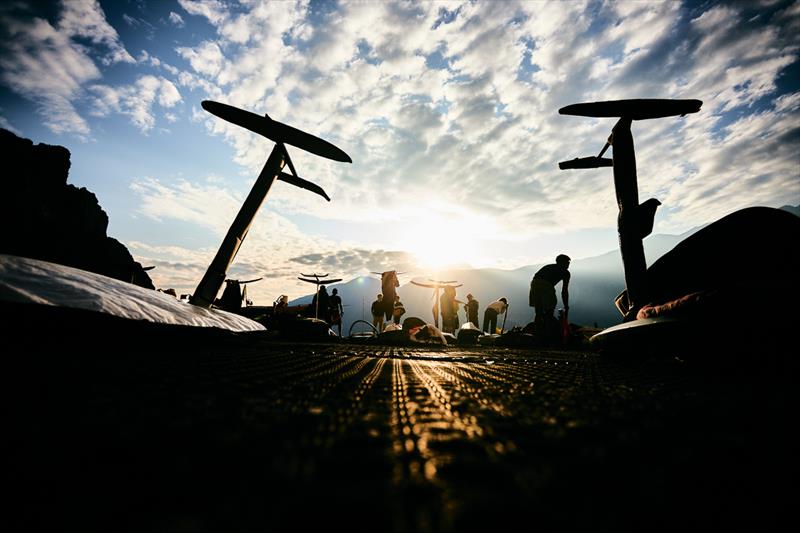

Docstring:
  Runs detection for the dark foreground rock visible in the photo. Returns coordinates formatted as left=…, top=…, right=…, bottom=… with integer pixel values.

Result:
left=0, top=129, right=153, bottom=288
left=3, top=302, right=796, bottom=532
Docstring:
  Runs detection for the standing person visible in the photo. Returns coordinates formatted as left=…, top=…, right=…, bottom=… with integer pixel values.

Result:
left=392, top=295, right=406, bottom=325
left=440, top=286, right=459, bottom=334
left=465, top=293, right=480, bottom=328
left=314, top=285, right=330, bottom=322
left=371, top=294, right=385, bottom=332
left=530, top=254, right=571, bottom=330
left=483, top=297, right=508, bottom=334
left=329, top=288, right=343, bottom=337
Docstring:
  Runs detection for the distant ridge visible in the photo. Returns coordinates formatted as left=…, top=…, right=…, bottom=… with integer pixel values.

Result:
left=780, top=204, right=800, bottom=217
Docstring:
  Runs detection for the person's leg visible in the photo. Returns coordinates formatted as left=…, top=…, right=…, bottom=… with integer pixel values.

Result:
left=542, top=285, right=557, bottom=321
left=482, top=309, right=490, bottom=332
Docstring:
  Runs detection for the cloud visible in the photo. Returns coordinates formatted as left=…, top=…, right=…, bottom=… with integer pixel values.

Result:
left=58, top=0, right=135, bottom=65
left=166, top=0, right=797, bottom=250
left=0, top=0, right=135, bottom=136
left=90, top=75, right=181, bottom=132
left=289, top=249, right=418, bottom=275
left=137, top=50, right=181, bottom=75
left=127, top=173, right=424, bottom=302
left=178, top=0, right=228, bottom=26
left=0, top=113, right=21, bottom=135
left=169, top=12, right=185, bottom=28
left=0, top=17, right=99, bottom=136
left=6, top=0, right=794, bottom=289
left=176, top=40, right=224, bottom=77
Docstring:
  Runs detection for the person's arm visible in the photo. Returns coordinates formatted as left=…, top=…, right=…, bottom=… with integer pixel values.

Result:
left=562, top=278, right=570, bottom=311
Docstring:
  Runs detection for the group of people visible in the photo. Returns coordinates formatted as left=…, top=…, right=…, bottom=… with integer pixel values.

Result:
left=285, top=285, right=344, bottom=335
left=276, top=253, right=571, bottom=339
left=367, top=253, right=571, bottom=337
left=368, top=290, right=511, bottom=335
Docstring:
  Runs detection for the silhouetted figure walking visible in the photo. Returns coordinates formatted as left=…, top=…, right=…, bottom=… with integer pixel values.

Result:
left=483, top=297, right=508, bottom=334
left=329, top=288, right=343, bottom=336
left=530, top=254, right=571, bottom=334
left=465, top=293, right=479, bottom=328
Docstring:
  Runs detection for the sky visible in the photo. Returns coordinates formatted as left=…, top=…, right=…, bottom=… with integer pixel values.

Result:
left=1, top=0, right=798, bottom=304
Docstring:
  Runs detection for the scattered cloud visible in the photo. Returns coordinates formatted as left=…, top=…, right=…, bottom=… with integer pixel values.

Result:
left=0, top=0, right=135, bottom=136
left=126, top=174, right=419, bottom=301
left=176, top=40, right=224, bottom=78
left=177, top=0, right=228, bottom=26
left=2, top=1, right=798, bottom=299
left=133, top=0, right=796, bottom=296
left=0, top=113, right=21, bottom=135
left=58, top=0, right=135, bottom=65
left=90, top=75, right=181, bottom=132
left=168, top=11, right=185, bottom=28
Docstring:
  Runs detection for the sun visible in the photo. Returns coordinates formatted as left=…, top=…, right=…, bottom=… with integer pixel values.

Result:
left=397, top=209, right=491, bottom=270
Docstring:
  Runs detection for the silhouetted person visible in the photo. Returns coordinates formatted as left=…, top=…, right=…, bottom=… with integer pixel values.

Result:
left=483, top=297, right=508, bottom=334
left=392, top=295, right=406, bottom=325
left=530, top=254, right=571, bottom=331
left=329, top=288, right=343, bottom=336
left=465, top=293, right=479, bottom=327
left=371, top=294, right=385, bottom=332
left=275, top=294, right=289, bottom=314
left=311, top=285, right=330, bottom=322
left=440, top=285, right=459, bottom=333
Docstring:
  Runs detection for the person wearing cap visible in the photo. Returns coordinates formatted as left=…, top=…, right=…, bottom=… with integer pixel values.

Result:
left=465, top=293, right=480, bottom=328
left=483, top=297, right=508, bottom=334
left=530, top=254, right=571, bottom=329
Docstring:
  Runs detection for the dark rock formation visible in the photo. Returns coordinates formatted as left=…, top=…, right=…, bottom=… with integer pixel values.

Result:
left=0, top=128, right=154, bottom=289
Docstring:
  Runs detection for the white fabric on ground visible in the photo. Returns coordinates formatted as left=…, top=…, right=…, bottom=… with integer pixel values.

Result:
left=0, top=254, right=264, bottom=332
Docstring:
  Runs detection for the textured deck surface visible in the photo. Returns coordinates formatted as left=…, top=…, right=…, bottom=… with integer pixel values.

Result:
left=5, top=318, right=796, bottom=531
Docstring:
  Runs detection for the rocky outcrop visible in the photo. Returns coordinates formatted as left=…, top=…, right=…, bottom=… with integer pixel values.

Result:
left=0, top=128, right=154, bottom=289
